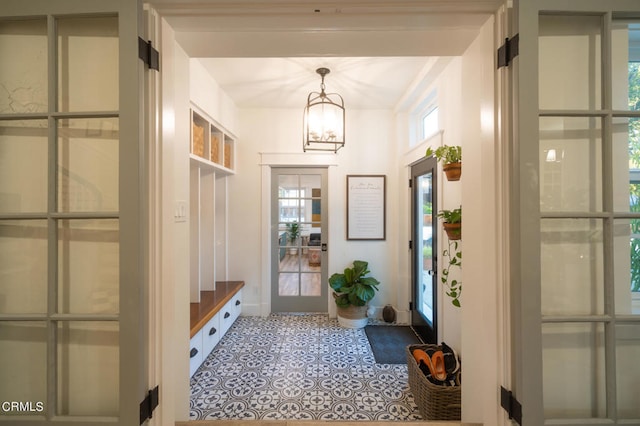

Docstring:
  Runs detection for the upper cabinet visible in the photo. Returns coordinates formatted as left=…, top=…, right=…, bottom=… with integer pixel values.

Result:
left=190, top=105, right=236, bottom=175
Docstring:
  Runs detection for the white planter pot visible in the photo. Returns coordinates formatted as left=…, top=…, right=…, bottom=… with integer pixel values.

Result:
left=336, top=304, right=369, bottom=329
left=337, top=315, right=369, bottom=329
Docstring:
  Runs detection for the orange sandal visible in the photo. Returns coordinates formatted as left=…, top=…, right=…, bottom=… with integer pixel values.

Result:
left=430, top=350, right=447, bottom=381
left=413, top=349, right=447, bottom=382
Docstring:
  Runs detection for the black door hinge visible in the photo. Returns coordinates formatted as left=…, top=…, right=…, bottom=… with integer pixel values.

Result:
left=140, top=385, right=159, bottom=424
left=500, top=386, right=522, bottom=425
left=409, top=240, right=413, bottom=250
left=409, top=301, right=413, bottom=311
left=409, top=179, right=412, bottom=188
left=497, top=34, right=519, bottom=68
left=138, top=37, right=160, bottom=71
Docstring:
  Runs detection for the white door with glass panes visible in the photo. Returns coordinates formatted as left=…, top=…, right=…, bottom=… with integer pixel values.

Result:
left=271, top=168, right=328, bottom=312
left=0, top=1, right=146, bottom=425
left=509, top=1, right=640, bottom=424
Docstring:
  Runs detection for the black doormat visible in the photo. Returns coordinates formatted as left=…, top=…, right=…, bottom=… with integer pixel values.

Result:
left=364, top=325, right=423, bottom=364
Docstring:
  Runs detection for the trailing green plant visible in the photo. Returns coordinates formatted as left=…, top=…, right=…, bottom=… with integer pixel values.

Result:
left=329, top=260, right=380, bottom=308
left=441, top=240, right=462, bottom=307
left=426, top=145, right=462, bottom=165
left=437, top=207, right=462, bottom=224
left=285, top=221, right=301, bottom=244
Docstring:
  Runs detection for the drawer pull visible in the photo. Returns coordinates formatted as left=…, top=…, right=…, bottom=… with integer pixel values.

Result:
left=235, top=300, right=241, bottom=306
left=209, top=327, right=217, bottom=336
left=190, top=348, right=198, bottom=358
left=224, top=312, right=230, bottom=319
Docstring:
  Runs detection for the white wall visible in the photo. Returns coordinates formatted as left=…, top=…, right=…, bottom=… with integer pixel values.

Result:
left=229, top=107, right=401, bottom=318
left=159, top=20, right=192, bottom=421
left=459, top=15, right=501, bottom=425
left=190, top=58, right=239, bottom=136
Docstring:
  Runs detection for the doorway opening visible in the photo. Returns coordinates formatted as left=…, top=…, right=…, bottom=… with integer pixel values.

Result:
left=411, top=156, right=438, bottom=343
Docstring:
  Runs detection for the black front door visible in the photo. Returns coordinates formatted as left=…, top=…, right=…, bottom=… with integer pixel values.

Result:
left=411, top=156, right=437, bottom=343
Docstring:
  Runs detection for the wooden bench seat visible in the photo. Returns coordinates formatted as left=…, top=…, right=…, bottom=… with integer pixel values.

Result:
left=190, top=281, right=244, bottom=338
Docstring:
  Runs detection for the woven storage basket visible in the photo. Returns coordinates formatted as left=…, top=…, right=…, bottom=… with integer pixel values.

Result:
left=406, top=344, right=461, bottom=421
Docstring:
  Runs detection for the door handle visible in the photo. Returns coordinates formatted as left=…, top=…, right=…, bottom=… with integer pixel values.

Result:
left=427, top=269, right=435, bottom=276
left=321, top=243, right=327, bottom=252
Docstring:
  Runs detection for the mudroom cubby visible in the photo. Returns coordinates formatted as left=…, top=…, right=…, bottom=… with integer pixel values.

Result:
left=190, top=106, right=235, bottom=173
left=189, top=104, right=237, bottom=302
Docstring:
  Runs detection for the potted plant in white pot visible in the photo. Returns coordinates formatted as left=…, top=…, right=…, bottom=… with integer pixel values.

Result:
left=329, top=260, right=380, bottom=329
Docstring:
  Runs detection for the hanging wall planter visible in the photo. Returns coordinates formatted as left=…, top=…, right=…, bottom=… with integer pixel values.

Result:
left=442, top=162, right=462, bottom=181
left=438, top=207, right=462, bottom=241
left=426, top=145, right=462, bottom=181
left=442, top=222, right=462, bottom=240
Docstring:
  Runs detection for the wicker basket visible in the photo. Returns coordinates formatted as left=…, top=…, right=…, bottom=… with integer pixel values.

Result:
left=406, top=344, right=461, bottom=421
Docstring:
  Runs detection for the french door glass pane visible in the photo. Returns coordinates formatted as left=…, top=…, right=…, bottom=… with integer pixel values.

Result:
left=539, top=14, right=602, bottom=110
left=541, top=219, right=604, bottom=316
left=57, top=321, right=118, bottom=416
left=279, top=199, right=300, bottom=225
left=611, top=21, right=640, bottom=111
left=542, top=322, right=606, bottom=419
left=0, top=120, right=48, bottom=213
left=0, top=19, right=47, bottom=114
left=278, top=272, right=299, bottom=296
left=57, top=219, right=119, bottom=314
left=277, top=173, right=322, bottom=299
left=301, top=273, right=321, bottom=296
left=540, top=117, right=603, bottom=212
left=613, top=117, right=640, bottom=213
left=417, top=173, right=434, bottom=322
left=615, top=219, right=640, bottom=314
left=57, top=16, right=118, bottom=113
left=616, top=323, right=640, bottom=419
left=57, top=118, right=119, bottom=212
left=0, top=321, right=47, bottom=409
left=0, top=220, right=47, bottom=314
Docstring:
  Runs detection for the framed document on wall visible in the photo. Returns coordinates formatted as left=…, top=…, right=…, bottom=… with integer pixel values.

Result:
left=346, top=175, right=386, bottom=240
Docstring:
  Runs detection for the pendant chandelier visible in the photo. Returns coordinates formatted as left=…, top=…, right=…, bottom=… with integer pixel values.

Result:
left=303, top=67, right=345, bottom=153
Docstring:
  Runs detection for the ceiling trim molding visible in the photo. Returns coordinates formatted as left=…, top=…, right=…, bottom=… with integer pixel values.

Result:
left=149, top=0, right=502, bottom=16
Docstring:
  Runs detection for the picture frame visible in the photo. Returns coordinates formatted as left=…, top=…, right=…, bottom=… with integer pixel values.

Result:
left=346, top=175, right=386, bottom=240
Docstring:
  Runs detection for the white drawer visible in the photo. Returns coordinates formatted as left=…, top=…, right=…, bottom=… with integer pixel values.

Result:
left=202, top=312, right=220, bottom=357
left=189, top=329, right=203, bottom=377
left=231, top=290, right=242, bottom=320
left=220, top=303, right=235, bottom=336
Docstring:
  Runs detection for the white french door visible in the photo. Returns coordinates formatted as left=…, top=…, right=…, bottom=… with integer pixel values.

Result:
left=0, top=1, right=146, bottom=424
left=510, top=1, right=640, bottom=424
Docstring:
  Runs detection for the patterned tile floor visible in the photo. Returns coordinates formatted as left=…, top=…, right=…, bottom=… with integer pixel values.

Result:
left=189, top=313, right=422, bottom=421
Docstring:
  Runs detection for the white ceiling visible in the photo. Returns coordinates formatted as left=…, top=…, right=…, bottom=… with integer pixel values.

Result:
left=151, top=0, right=501, bottom=109
left=197, top=57, right=435, bottom=109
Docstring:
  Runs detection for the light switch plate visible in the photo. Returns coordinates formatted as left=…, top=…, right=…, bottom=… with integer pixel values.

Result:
left=174, top=200, right=187, bottom=222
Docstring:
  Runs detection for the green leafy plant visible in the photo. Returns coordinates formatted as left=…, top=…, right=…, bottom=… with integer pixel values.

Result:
left=441, top=240, right=462, bottom=307
left=285, top=221, right=301, bottom=244
left=437, top=207, right=462, bottom=224
left=329, top=260, right=380, bottom=308
left=426, top=145, right=462, bottom=165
